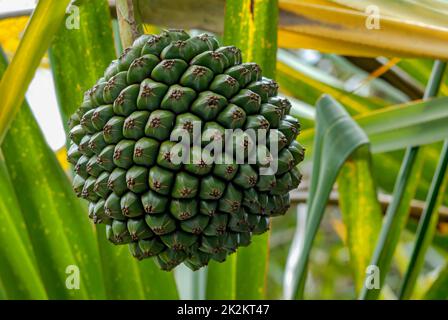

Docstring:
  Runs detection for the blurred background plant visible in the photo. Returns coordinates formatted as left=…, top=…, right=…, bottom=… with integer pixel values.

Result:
left=0, top=0, right=447, bottom=300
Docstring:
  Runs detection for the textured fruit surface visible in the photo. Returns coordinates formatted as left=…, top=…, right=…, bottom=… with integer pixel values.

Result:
left=69, top=29, right=304, bottom=271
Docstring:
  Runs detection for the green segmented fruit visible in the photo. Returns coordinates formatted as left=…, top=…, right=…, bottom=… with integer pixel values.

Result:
left=97, top=144, right=115, bottom=172
left=103, top=71, right=128, bottom=103
left=67, top=143, right=81, bottom=165
left=161, top=231, right=197, bottom=251
left=113, top=140, right=135, bottom=169
left=123, top=111, right=150, bottom=140
left=225, top=65, right=252, bottom=87
left=104, top=60, right=119, bottom=81
left=93, top=199, right=108, bottom=224
left=141, top=189, right=169, bottom=214
left=89, top=131, right=107, bottom=155
left=80, top=109, right=96, bottom=133
left=145, top=214, right=176, bottom=235
left=144, top=110, right=175, bottom=141
left=216, top=104, right=246, bottom=129
left=199, top=175, right=226, bottom=200
left=204, top=213, right=228, bottom=236
left=107, top=167, right=127, bottom=196
left=90, top=104, right=114, bottom=132
left=219, top=183, right=242, bottom=214
left=137, top=79, right=168, bottom=111
left=181, top=214, right=210, bottom=234
left=161, top=85, right=197, bottom=114
left=127, top=218, right=154, bottom=241
left=190, top=51, right=228, bottom=74
left=126, top=54, right=160, bottom=84
left=233, top=164, right=258, bottom=189
left=103, top=116, right=124, bottom=144
left=230, top=89, right=261, bottom=114
left=78, top=135, right=94, bottom=156
left=133, top=137, right=159, bottom=167
left=104, top=192, right=126, bottom=220
left=94, top=172, right=110, bottom=199
left=151, top=59, right=188, bottom=85
left=86, top=155, right=102, bottom=177
left=209, top=74, right=240, bottom=99
left=126, top=166, right=148, bottom=193
left=180, top=65, right=214, bottom=91
left=74, top=155, right=89, bottom=178
left=170, top=199, right=198, bottom=220
left=184, top=146, right=213, bottom=175
left=199, top=200, right=218, bottom=216
left=191, top=91, right=227, bottom=121
left=72, top=175, right=85, bottom=197
left=171, top=172, right=199, bottom=199
left=213, top=155, right=239, bottom=181
left=113, top=84, right=140, bottom=116
left=149, top=166, right=174, bottom=195
left=69, top=29, right=304, bottom=271
left=157, top=141, right=182, bottom=171
left=120, top=191, right=144, bottom=218
left=108, top=220, right=132, bottom=244
left=89, top=81, right=107, bottom=106
left=138, top=237, right=165, bottom=257
left=216, top=46, right=242, bottom=66
left=69, top=124, right=85, bottom=145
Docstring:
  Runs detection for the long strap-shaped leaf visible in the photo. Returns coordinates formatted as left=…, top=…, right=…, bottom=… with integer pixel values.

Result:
left=0, top=157, right=47, bottom=299
left=278, top=0, right=448, bottom=60
left=331, top=0, right=448, bottom=31
left=0, top=0, right=71, bottom=143
left=49, top=0, right=178, bottom=299
left=399, top=140, right=448, bottom=299
left=359, top=61, right=447, bottom=300
left=337, top=146, right=383, bottom=294
left=50, top=0, right=117, bottom=124
left=285, top=94, right=369, bottom=299
left=0, top=53, right=101, bottom=299
left=206, top=257, right=237, bottom=299
left=299, top=96, right=448, bottom=156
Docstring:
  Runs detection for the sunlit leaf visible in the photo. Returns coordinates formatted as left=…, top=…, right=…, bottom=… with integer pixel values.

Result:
left=0, top=52, right=102, bottom=299
left=338, top=147, right=382, bottom=294
left=0, top=159, right=47, bottom=299
left=206, top=257, right=237, bottom=299
left=285, top=94, right=369, bottom=298
left=0, top=0, right=71, bottom=143
left=299, top=97, right=448, bottom=156
left=278, top=0, right=448, bottom=59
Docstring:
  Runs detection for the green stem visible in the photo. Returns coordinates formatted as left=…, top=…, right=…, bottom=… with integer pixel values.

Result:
left=399, top=139, right=448, bottom=299
left=116, top=0, right=143, bottom=48
left=359, top=60, right=447, bottom=300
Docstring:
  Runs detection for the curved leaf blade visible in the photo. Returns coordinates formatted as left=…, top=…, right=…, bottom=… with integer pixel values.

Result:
left=284, top=96, right=368, bottom=299
left=0, top=0, right=71, bottom=143
left=285, top=94, right=370, bottom=299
